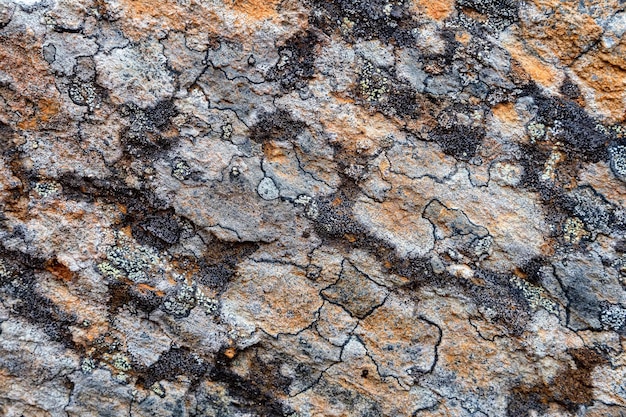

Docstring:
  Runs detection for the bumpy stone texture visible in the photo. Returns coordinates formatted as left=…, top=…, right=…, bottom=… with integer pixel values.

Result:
left=0, top=0, right=626, bottom=415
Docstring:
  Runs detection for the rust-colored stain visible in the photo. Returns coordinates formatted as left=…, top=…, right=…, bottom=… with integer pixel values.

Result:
left=119, top=225, right=133, bottom=238
left=424, top=0, right=455, bottom=20
left=45, top=259, right=75, bottom=282
left=0, top=31, right=63, bottom=130
left=117, top=0, right=187, bottom=29
left=538, top=238, right=556, bottom=257
left=492, top=102, right=519, bottom=126
left=171, top=256, right=199, bottom=280
left=16, top=98, right=62, bottom=131
left=408, top=0, right=454, bottom=20
left=460, top=6, right=488, bottom=23
left=521, top=3, right=602, bottom=66
left=455, top=30, right=472, bottom=46
left=117, top=203, right=128, bottom=215
left=330, top=92, right=356, bottom=105
left=262, top=141, right=289, bottom=164
left=574, top=55, right=626, bottom=122
left=136, top=283, right=165, bottom=297
left=116, top=0, right=213, bottom=41
left=510, top=348, right=607, bottom=413
left=231, top=0, right=280, bottom=20
left=504, top=40, right=558, bottom=89
left=344, top=233, right=357, bottom=243
left=223, top=347, right=237, bottom=359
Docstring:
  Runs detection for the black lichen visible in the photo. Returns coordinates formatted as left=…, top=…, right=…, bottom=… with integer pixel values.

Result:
left=457, top=0, right=519, bottom=30
left=207, top=348, right=291, bottom=417
left=431, top=124, right=485, bottom=161
left=268, top=30, right=320, bottom=91
left=249, top=110, right=306, bottom=144
left=120, top=100, right=179, bottom=158
left=107, top=281, right=163, bottom=314
left=131, top=211, right=181, bottom=250
left=507, top=348, right=607, bottom=415
left=309, top=0, right=419, bottom=46
left=0, top=247, right=77, bottom=348
left=560, top=78, right=581, bottom=100
left=309, top=194, right=364, bottom=238
left=138, top=346, right=208, bottom=389
left=197, top=240, right=259, bottom=292
left=527, top=85, right=611, bottom=162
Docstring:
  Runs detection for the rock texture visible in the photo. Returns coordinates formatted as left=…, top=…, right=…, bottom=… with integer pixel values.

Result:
left=0, top=0, right=625, bottom=416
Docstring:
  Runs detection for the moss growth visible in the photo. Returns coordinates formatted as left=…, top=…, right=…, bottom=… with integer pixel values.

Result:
left=98, top=230, right=160, bottom=282
left=562, top=217, right=589, bottom=244
left=162, top=282, right=197, bottom=318
left=32, top=180, right=61, bottom=198
left=358, top=61, right=389, bottom=102
left=526, top=122, right=545, bottom=143
left=81, top=357, right=97, bottom=374
left=509, top=275, right=558, bottom=314
left=112, top=353, right=132, bottom=372
left=172, top=159, right=191, bottom=181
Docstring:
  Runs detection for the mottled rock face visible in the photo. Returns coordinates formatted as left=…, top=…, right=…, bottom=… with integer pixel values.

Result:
left=1, top=0, right=626, bottom=416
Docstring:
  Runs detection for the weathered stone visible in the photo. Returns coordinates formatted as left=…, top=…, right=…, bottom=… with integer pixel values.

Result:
left=1, top=0, right=626, bottom=415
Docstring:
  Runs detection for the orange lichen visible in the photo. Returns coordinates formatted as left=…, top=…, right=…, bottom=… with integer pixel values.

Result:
left=136, top=283, right=165, bottom=297
left=492, top=102, right=520, bottom=126
left=262, top=141, right=290, bottom=164
left=46, top=259, right=75, bottom=282
left=231, top=0, right=280, bottom=20
left=455, top=30, right=472, bottom=46
left=522, top=7, right=602, bottom=65
left=573, top=55, right=626, bottom=122
left=502, top=38, right=559, bottom=89
left=409, top=0, right=455, bottom=21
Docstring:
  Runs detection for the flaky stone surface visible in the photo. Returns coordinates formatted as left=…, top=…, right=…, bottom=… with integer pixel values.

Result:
left=0, top=0, right=626, bottom=416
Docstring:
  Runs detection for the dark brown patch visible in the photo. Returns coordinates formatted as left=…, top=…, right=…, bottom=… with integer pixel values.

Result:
left=45, top=258, right=75, bottom=282
left=107, top=280, right=163, bottom=314
left=507, top=347, right=608, bottom=416
left=249, top=110, right=306, bottom=144
left=208, top=346, right=291, bottom=417
left=197, top=240, right=259, bottom=292
left=267, top=30, right=320, bottom=91
left=138, top=346, right=208, bottom=389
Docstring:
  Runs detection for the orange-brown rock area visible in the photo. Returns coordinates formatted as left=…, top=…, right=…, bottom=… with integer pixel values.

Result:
left=1, top=0, right=626, bottom=416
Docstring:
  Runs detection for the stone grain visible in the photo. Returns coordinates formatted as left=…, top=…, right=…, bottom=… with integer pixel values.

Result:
left=1, top=0, right=626, bottom=416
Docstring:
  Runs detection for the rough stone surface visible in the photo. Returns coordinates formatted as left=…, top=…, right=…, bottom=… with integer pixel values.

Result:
left=0, top=0, right=626, bottom=416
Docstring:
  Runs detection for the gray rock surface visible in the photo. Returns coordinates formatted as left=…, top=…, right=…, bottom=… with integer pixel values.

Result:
left=1, top=0, right=626, bottom=416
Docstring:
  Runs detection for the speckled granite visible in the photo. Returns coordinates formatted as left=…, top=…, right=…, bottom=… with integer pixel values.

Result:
left=0, top=0, right=626, bottom=416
